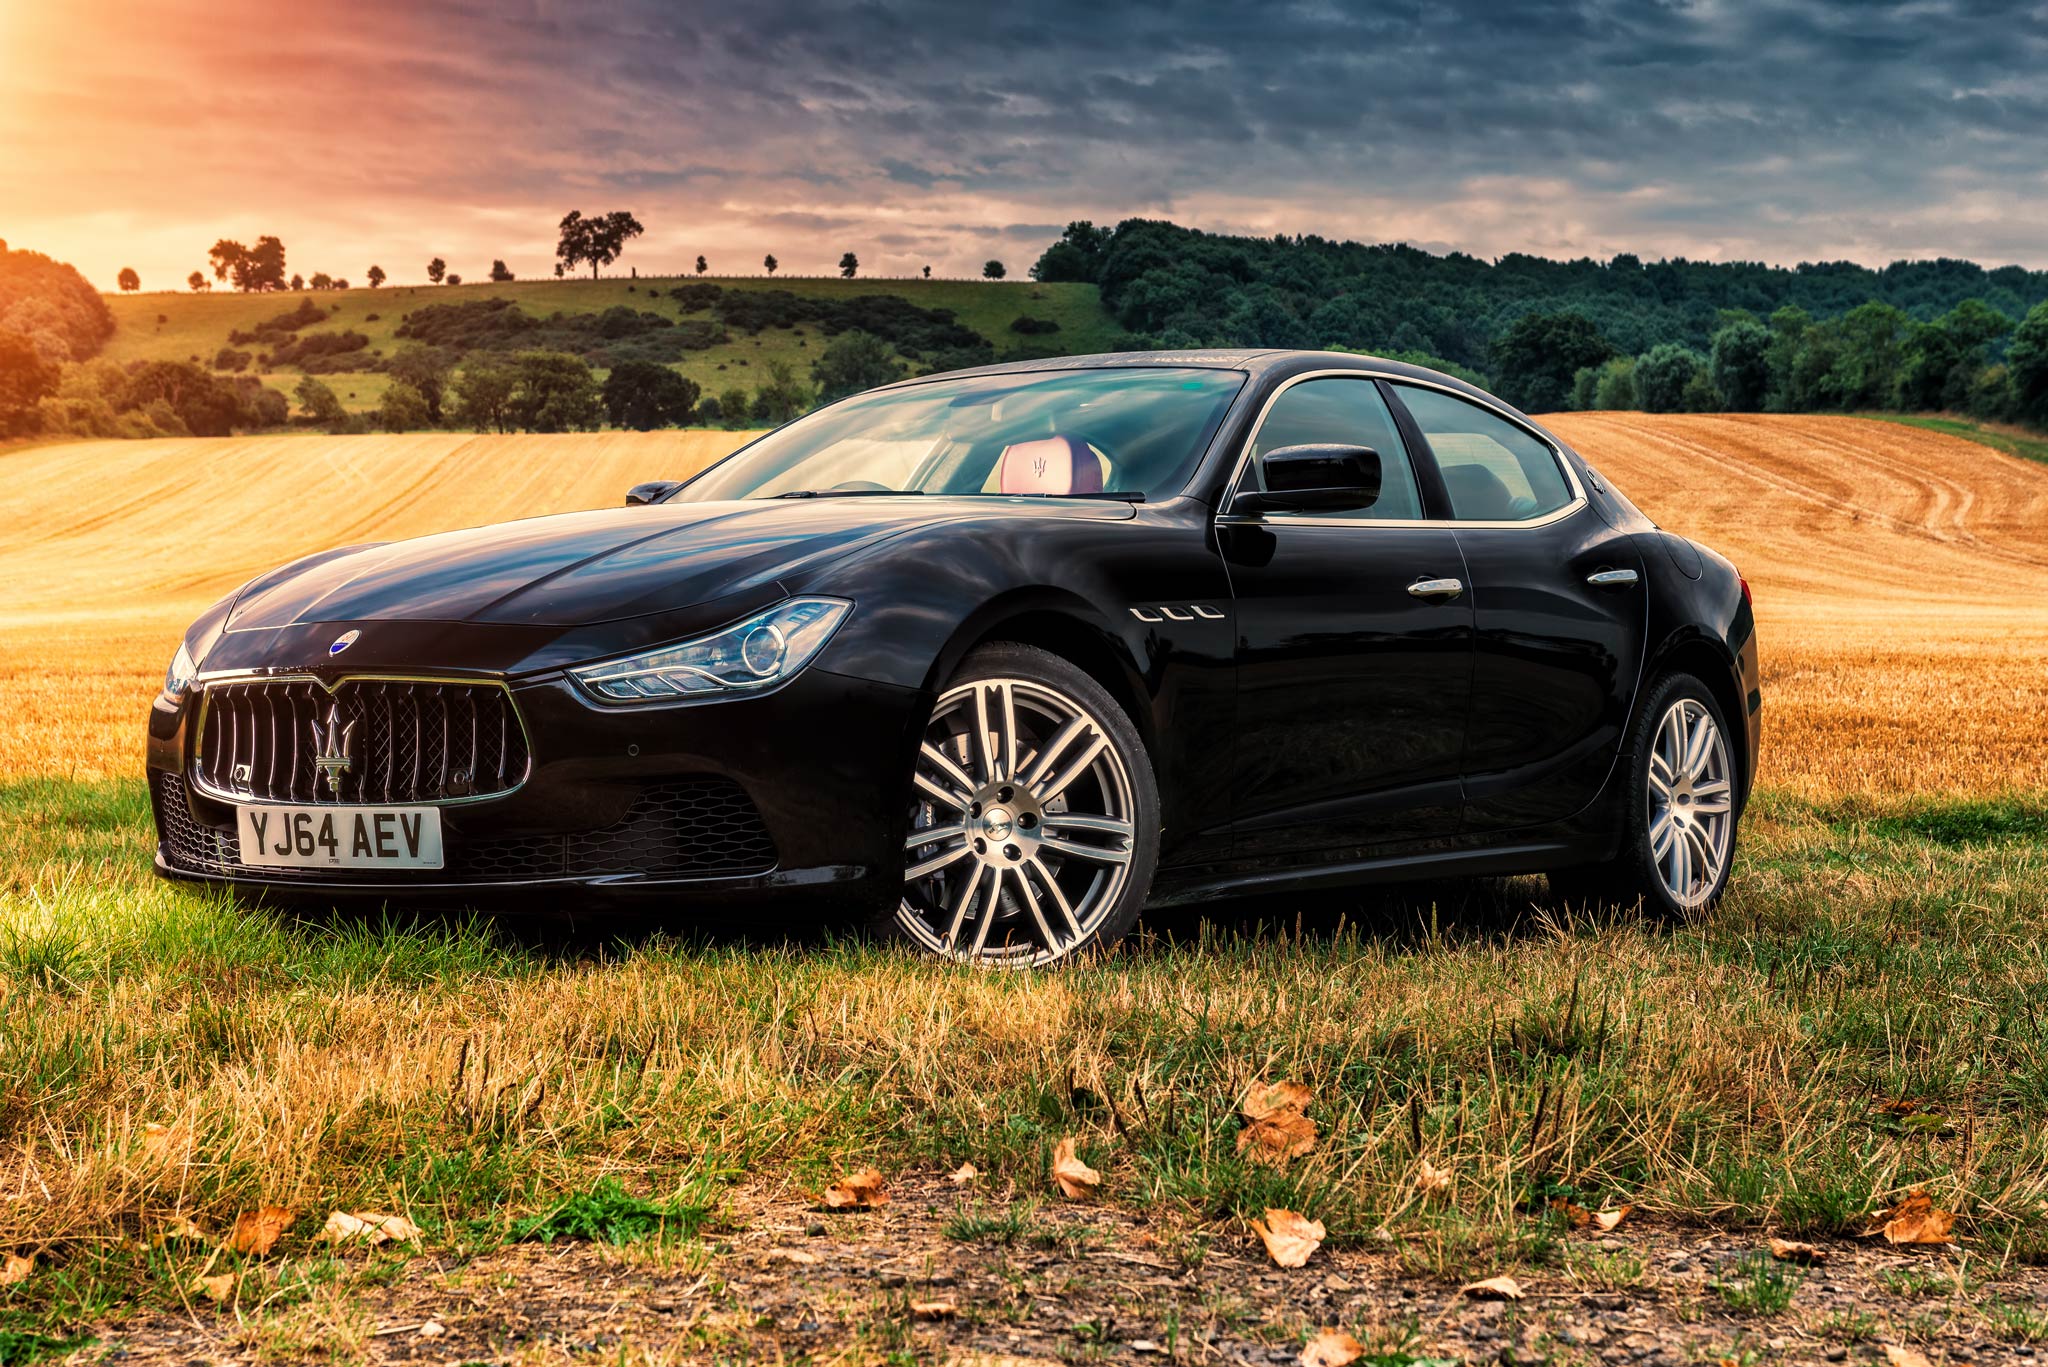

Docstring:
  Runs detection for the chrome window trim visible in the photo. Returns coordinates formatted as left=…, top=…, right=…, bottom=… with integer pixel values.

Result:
left=188, top=672, right=534, bottom=808
left=1215, top=368, right=1586, bottom=530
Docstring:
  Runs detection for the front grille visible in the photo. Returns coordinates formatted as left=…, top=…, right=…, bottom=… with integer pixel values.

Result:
left=194, top=678, right=529, bottom=804
left=153, top=773, right=777, bottom=883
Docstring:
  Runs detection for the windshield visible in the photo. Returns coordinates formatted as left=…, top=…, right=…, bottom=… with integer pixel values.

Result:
left=672, top=366, right=1247, bottom=503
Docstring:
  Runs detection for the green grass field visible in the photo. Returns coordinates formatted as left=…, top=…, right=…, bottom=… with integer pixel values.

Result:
left=1862, top=412, right=2048, bottom=467
left=104, top=276, right=1125, bottom=414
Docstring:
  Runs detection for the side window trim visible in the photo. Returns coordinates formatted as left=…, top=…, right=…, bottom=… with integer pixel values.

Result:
left=1377, top=378, right=1454, bottom=521
left=1384, top=379, right=1586, bottom=528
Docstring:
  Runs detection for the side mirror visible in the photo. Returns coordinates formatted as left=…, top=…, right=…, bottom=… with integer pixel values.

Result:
left=625, top=480, right=683, bottom=506
left=1233, top=444, right=1382, bottom=514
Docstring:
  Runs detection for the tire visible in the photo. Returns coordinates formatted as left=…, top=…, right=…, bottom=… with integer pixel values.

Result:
left=887, top=642, right=1160, bottom=966
left=1548, top=671, right=1740, bottom=918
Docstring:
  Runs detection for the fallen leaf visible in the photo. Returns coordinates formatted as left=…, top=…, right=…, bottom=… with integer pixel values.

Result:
left=1, top=1254, right=30, bottom=1285
left=318, top=1211, right=423, bottom=1246
left=909, top=1298, right=957, bottom=1320
left=1593, top=1205, right=1633, bottom=1232
left=1415, top=1158, right=1452, bottom=1195
left=1768, top=1237, right=1829, bottom=1265
left=1867, top=1189, right=1955, bottom=1245
left=226, top=1205, right=292, bottom=1255
left=1242, top=1080, right=1314, bottom=1122
left=1459, top=1275, right=1524, bottom=1301
left=1251, top=1208, right=1325, bottom=1268
left=192, top=1272, right=236, bottom=1301
left=154, top=1216, right=206, bottom=1246
left=1300, top=1328, right=1365, bottom=1367
left=140, top=1122, right=177, bottom=1162
left=1550, top=1197, right=1592, bottom=1228
left=765, top=1247, right=819, bottom=1265
left=1238, top=1108, right=1318, bottom=1165
left=418, top=1321, right=446, bottom=1339
left=1882, top=1346, right=1933, bottom=1367
left=820, top=1167, right=890, bottom=1210
left=1050, top=1138, right=1100, bottom=1200
left=948, top=1162, right=979, bottom=1185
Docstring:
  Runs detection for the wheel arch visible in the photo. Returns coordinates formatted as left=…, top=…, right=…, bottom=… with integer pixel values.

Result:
left=922, top=591, right=1156, bottom=755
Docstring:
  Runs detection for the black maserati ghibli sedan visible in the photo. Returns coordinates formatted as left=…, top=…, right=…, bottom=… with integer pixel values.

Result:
left=150, top=349, right=1760, bottom=964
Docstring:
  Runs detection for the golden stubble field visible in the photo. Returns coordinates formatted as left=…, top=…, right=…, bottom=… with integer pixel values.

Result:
left=2, top=413, right=2044, bottom=797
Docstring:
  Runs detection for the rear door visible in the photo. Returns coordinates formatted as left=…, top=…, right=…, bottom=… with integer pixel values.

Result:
left=1220, top=375, right=1474, bottom=864
left=1385, top=382, right=1647, bottom=831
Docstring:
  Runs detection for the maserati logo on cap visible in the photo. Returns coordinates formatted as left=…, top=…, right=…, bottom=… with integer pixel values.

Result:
left=329, top=630, right=360, bottom=657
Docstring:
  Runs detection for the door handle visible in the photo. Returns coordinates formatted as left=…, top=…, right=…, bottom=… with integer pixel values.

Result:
left=1407, top=577, right=1464, bottom=600
left=1586, top=568, right=1640, bottom=587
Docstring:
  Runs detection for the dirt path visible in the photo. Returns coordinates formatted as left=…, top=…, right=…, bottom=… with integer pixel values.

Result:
left=85, top=1177, right=2048, bottom=1365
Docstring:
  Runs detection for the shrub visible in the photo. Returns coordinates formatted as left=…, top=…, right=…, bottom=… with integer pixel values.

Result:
left=376, top=380, right=432, bottom=432
left=504, top=351, right=601, bottom=433
left=0, top=328, right=61, bottom=436
left=716, top=386, right=752, bottom=429
left=1636, top=343, right=1706, bottom=413
left=1010, top=316, right=1061, bottom=335
left=212, top=347, right=252, bottom=373
left=293, top=375, right=348, bottom=427
left=600, top=361, right=701, bottom=430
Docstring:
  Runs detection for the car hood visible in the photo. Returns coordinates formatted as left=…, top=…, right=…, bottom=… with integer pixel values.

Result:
left=224, top=496, right=1131, bottom=631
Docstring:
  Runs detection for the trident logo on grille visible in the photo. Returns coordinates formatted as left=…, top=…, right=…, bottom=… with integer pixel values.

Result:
left=310, top=705, right=356, bottom=796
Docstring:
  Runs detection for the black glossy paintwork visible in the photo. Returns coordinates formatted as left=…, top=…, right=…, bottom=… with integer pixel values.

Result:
left=149, top=348, right=1762, bottom=916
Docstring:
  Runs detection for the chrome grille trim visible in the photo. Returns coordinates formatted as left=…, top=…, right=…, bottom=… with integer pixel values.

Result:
left=190, top=674, right=532, bottom=807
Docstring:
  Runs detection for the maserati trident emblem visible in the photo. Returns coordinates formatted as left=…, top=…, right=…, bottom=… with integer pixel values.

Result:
left=329, top=630, right=360, bottom=657
left=310, top=705, right=356, bottom=795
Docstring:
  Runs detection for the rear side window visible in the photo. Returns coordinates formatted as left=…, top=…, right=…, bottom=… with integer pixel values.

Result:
left=1393, top=384, right=1573, bottom=521
left=1248, top=377, right=1424, bottom=520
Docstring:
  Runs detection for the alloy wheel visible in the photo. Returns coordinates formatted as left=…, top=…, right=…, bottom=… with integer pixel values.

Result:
left=1646, top=697, right=1734, bottom=910
left=898, top=676, right=1137, bottom=965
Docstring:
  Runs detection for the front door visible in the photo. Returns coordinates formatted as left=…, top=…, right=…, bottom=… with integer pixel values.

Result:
left=1221, top=375, right=1475, bottom=865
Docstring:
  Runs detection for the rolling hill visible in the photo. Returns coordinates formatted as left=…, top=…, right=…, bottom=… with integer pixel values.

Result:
left=4, top=414, right=2044, bottom=798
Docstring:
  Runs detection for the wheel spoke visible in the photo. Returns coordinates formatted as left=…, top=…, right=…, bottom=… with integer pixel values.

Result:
left=1040, top=832, right=1131, bottom=865
left=906, top=841, right=972, bottom=881
left=1020, top=715, right=1090, bottom=790
left=1647, top=753, right=1676, bottom=799
left=971, top=685, right=999, bottom=784
left=920, top=742, right=977, bottom=799
left=906, top=822, right=966, bottom=850
left=1685, top=823, right=1718, bottom=884
left=1649, top=812, right=1676, bottom=859
left=914, top=769, right=971, bottom=810
left=967, top=865, right=1001, bottom=955
left=1010, top=862, right=1064, bottom=952
left=1036, top=734, right=1109, bottom=806
left=1683, top=713, right=1715, bottom=780
left=1026, top=855, right=1084, bottom=939
left=1668, top=823, right=1693, bottom=894
left=1041, top=813, right=1132, bottom=837
left=941, top=861, right=980, bottom=947
left=997, top=683, right=1019, bottom=783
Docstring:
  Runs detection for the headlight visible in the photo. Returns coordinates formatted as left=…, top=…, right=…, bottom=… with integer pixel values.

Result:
left=570, top=597, right=852, bottom=703
left=164, top=640, right=198, bottom=698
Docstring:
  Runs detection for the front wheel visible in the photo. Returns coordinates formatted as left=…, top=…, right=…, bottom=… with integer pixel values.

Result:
left=891, top=643, right=1159, bottom=966
left=1549, top=672, right=1740, bottom=917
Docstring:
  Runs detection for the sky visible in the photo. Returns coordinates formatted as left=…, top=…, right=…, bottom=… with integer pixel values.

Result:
left=3, top=0, right=2045, bottom=292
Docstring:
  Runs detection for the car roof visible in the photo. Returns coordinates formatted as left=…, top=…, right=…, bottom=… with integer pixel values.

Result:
left=879, top=348, right=1501, bottom=407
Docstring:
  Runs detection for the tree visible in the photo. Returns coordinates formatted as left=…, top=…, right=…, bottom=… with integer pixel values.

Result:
left=188, top=271, right=208, bottom=292
left=307, top=272, right=331, bottom=291
left=695, top=255, right=708, bottom=275
left=489, top=259, right=514, bottom=283
left=505, top=350, right=601, bottom=432
left=426, top=257, right=446, bottom=285
left=810, top=329, right=905, bottom=403
left=1030, top=221, right=1111, bottom=283
left=293, top=374, right=348, bottom=427
left=1569, top=365, right=1601, bottom=411
left=0, top=329, right=59, bottom=436
left=117, top=267, right=140, bottom=293
left=450, top=357, right=517, bottom=433
left=600, top=361, right=701, bottom=430
left=1709, top=317, right=1772, bottom=412
left=982, top=260, right=1006, bottom=280
left=553, top=262, right=564, bottom=279
left=1488, top=311, right=1614, bottom=413
left=2008, top=300, right=2048, bottom=428
left=839, top=252, right=859, bottom=279
left=377, top=380, right=432, bottom=432
left=366, top=264, right=386, bottom=289
left=208, top=239, right=246, bottom=288
left=445, top=273, right=462, bottom=287
left=290, top=273, right=307, bottom=291
left=334, top=278, right=349, bottom=291
left=716, top=385, right=752, bottom=429
left=922, top=265, right=931, bottom=279
left=388, top=343, right=458, bottom=423
left=1895, top=299, right=2011, bottom=411
left=763, top=254, right=778, bottom=275
left=1592, top=357, right=1637, bottom=410
left=555, top=209, right=645, bottom=280
left=751, top=359, right=812, bottom=423
left=245, top=236, right=287, bottom=291
left=1635, top=343, right=1705, bottom=412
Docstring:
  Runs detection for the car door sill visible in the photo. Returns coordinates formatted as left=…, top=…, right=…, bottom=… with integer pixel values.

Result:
left=1145, top=839, right=1590, bottom=907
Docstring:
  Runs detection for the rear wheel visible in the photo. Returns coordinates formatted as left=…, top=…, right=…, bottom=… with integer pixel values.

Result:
left=1549, top=671, right=1739, bottom=917
left=892, top=643, right=1159, bottom=966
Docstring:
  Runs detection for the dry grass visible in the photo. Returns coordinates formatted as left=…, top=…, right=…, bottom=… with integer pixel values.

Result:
left=1548, top=413, right=2048, bottom=797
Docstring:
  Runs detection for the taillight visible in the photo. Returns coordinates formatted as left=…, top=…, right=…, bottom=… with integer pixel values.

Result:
left=1739, top=574, right=1753, bottom=609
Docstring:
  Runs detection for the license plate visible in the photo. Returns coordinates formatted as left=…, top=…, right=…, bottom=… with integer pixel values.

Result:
left=235, top=804, right=444, bottom=870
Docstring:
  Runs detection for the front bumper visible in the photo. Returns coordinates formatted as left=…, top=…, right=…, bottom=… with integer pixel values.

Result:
left=149, top=666, right=929, bottom=911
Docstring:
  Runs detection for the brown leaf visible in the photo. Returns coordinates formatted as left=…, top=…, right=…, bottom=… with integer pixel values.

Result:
left=140, top=1122, right=177, bottom=1163
left=1242, top=1080, right=1314, bottom=1122
left=947, top=1162, right=980, bottom=1185
left=765, top=1247, right=819, bottom=1265
left=1867, top=1189, right=1955, bottom=1245
left=192, top=1272, right=236, bottom=1301
left=909, top=1298, right=957, bottom=1320
left=1550, top=1197, right=1592, bottom=1228
left=1415, top=1158, right=1452, bottom=1195
left=1767, top=1237, right=1829, bottom=1265
left=1300, top=1329, right=1365, bottom=1367
left=227, top=1205, right=293, bottom=1255
left=1237, top=1109, right=1318, bottom=1166
left=1459, top=1275, right=1524, bottom=1301
left=154, top=1216, right=207, bottom=1246
left=1251, top=1208, right=1325, bottom=1268
left=820, top=1167, right=890, bottom=1210
left=1593, top=1205, right=1633, bottom=1232
left=418, top=1321, right=446, bottom=1339
left=1051, top=1138, right=1100, bottom=1200
left=1882, top=1346, right=1933, bottom=1367
left=318, top=1211, right=423, bottom=1246
left=1, top=1254, right=31, bottom=1285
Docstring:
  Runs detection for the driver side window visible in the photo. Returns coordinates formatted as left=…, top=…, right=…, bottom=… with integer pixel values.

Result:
left=1250, top=378, right=1423, bottom=520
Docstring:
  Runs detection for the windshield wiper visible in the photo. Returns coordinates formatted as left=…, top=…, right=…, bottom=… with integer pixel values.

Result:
left=770, top=488, right=924, bottom=499
left=1011, top=490, right=1147, bottom=503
